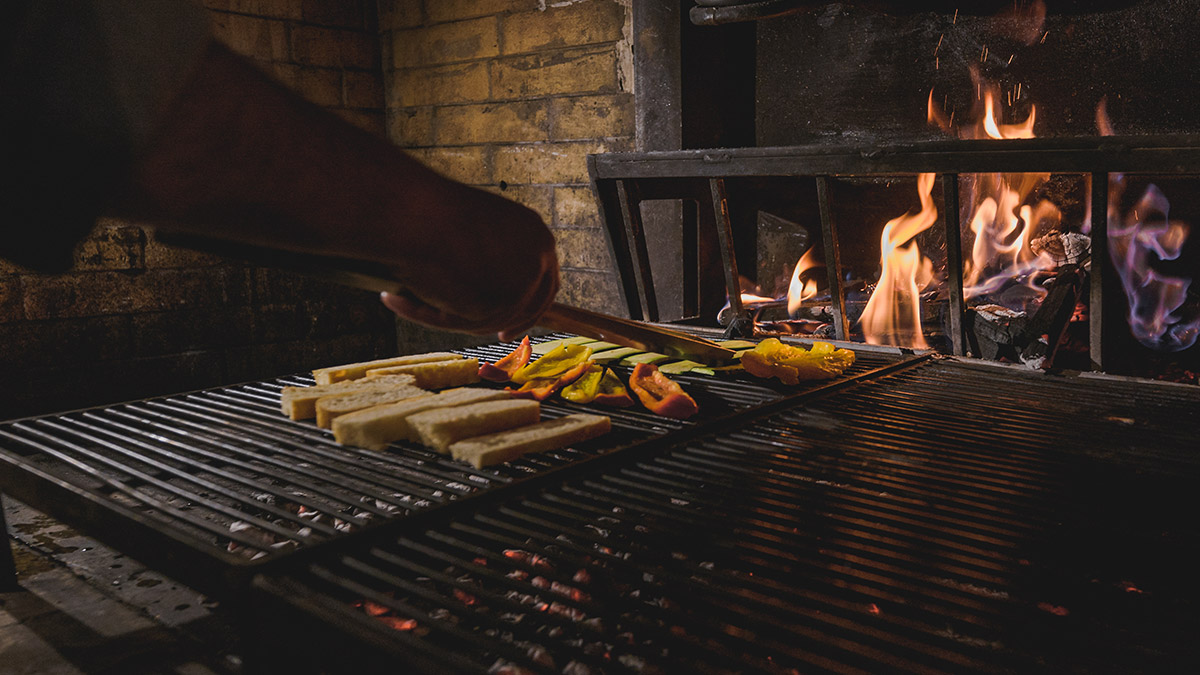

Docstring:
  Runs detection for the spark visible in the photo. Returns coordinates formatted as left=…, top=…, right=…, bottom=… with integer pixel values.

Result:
left=936, top=56, right=939, bottom=70
left=935, top=33, right=944, bottom=56
left=953, top=8, right=958, bottom=24
left=1008, top=54, right=1015, bottom=66
left=1040, top=30, right=1049, bottom=44
left=1016, top=82, right=1022, bottom=99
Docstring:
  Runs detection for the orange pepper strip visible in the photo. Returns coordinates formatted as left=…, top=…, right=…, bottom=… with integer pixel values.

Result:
left=479, top=336, right=532, bottom=382
left=628, top=363, right=698, bottom=419
left=508, top=360, right=592, bottom=401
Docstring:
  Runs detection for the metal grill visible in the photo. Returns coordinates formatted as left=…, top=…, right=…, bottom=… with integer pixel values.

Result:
left=254, top=357, right=1200, bottom=674
left=0, top=334, right=899, bottom=596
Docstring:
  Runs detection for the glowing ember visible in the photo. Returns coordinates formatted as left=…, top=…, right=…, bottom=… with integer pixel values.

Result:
left=859, top=172, right=939, bottom=348
left=1037, top=602, right=1070, bottom=616
left=786, top=248, right=822, bottom=316
left=1108, top=183, right=1200, bottom=351
left=376, top=616, right=419, bottom=631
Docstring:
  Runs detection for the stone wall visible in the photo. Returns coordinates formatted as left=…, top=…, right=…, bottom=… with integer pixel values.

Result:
left=380, top=0, right=634, bottom=328
left=0, top=0, right=397, bottom=418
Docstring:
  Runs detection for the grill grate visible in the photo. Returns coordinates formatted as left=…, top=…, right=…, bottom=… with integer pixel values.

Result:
left=0, top=334, right=899, bottom=596
left=255, top=357, right=1200, bottom=674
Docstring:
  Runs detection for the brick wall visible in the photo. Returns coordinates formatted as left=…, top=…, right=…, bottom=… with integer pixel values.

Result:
left=0, top=0, right=397, bottom=419
left=380, top=0, right=634, bottom=326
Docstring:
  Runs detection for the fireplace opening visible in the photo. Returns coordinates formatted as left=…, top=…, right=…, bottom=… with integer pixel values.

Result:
left=611, top=1, right=1200, bottom=382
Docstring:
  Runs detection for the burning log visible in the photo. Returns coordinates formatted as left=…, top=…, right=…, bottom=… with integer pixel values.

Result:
left=1018, top=267, right=1087, bottom=369
left=965, top=267, right=1086, bottom=368
left=1030, top=231, right=1091, bottom=267
left=965, top=304, right=1028, bottom=361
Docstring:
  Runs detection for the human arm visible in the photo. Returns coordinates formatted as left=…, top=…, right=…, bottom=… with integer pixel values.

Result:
left=122, top=41, right=558, bottom=337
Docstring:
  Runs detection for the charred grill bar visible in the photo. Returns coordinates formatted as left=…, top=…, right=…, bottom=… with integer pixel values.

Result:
left=251, top=354, right=1200, bottom=674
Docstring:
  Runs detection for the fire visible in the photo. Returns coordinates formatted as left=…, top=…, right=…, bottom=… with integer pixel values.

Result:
left=1108, top=183, right=1200, bottom=351
left=859, top=172, right=939, bottom=348
left=1098, top=99, right=1199, bottom=352
left=932, top=75, right=1058, bottom=308
left=786, top=247, right=821, bottom=316
left=739, top=292, right=778, bottom=307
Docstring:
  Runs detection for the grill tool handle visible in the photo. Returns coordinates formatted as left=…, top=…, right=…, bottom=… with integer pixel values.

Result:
left=537, top=303, right=738, bottom=366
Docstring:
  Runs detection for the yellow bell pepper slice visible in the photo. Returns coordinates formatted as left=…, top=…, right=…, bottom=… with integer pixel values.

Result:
left=740, top=338, right=855, bottom=385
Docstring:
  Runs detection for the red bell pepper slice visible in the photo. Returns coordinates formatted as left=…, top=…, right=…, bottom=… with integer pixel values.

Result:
left=628, top=363, right=698, bottom=419
left=508, top=360, right=592, bottom=401
left=478, top=336, right=532, bottom=382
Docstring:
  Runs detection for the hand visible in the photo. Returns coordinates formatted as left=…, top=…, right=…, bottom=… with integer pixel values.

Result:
left=378, top=183, right=559, bottom=338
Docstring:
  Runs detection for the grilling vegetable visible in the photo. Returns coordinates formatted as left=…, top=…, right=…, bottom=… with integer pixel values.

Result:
left=560, top=365, right=636, bottom=407
left=511, top=343, right=594, bottom=384
left=739, top=338, right=855, bottom=384
left=509, top=360, right=593, bottom=401
left=559, top=364, right=604, bottom=403
left=592, top=368, right=636, bottom=407
left=478, top=336, right=532, bottom=382
left=628, top=362, right=698, bottom=419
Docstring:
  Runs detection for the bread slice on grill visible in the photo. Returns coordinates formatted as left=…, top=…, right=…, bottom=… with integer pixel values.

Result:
left=407, top=399, right=541, bottom=454
left=449, top=414, right=612, bottom=469
left=315, top=388, right=432, bottom=429
left=312, top=352, right=462, bottom=385
left=366, top=358, right=481, bottom=390
left=331, top=388, right=511, bottom=450
left=280, top=374, right=419, bottom=420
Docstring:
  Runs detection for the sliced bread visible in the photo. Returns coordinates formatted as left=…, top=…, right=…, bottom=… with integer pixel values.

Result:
left=312, top=352, right=462, bottom=385
left=366, top=358, right=481, bottom=389
left=314, top=387, right=431, bottom=429
left=331, top=388, right=511, bottom=450
left=407, top=399, right=541, bottom=454
left=280, top=374, right=418, bottom=420
left=449, top=414, right=611, bottom=469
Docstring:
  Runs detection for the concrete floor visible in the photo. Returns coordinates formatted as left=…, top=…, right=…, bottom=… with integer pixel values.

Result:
left=0, top=497, right=241, bottom=674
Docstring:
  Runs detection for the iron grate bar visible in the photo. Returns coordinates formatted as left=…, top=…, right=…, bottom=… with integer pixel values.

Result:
left=253, top=355, right=1200, bottom=673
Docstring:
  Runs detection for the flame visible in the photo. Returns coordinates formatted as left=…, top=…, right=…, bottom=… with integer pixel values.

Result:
left=859, top=173, right=939, bottom=348
left=930, top=75, right=1057, bottom=306
left=786, top=248, right=822, bottom=315
left=739, top=292, right=777, bottom=306
left=1100, top=100, right=1198, bottom=352
left=981, top=90, right=1036, bottom=139
left=1109, top=183, right=1200, bottom=351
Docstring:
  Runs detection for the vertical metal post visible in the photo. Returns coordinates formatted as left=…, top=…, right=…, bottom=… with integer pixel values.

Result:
left=1089, top=172, right=1109, bottom=371
left=0, top=494, right=17, bottom=590
left=816, top=177, right=850, bottom=341
left=709, top=178, right=745, bottom=322
left=616, top=179, right=660, bottom=322
left=589, top=161, right=644, bottom=320
left=942, top=173, right=966, bottom=356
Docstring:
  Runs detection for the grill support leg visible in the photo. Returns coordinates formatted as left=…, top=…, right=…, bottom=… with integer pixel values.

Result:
left=0, top=493, right=18, bottom=590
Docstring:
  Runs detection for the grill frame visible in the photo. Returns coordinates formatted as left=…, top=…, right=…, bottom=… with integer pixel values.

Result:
left=587, top=136, right=1200, bottom=369
left=250, top=354, right=1200, bottom=674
